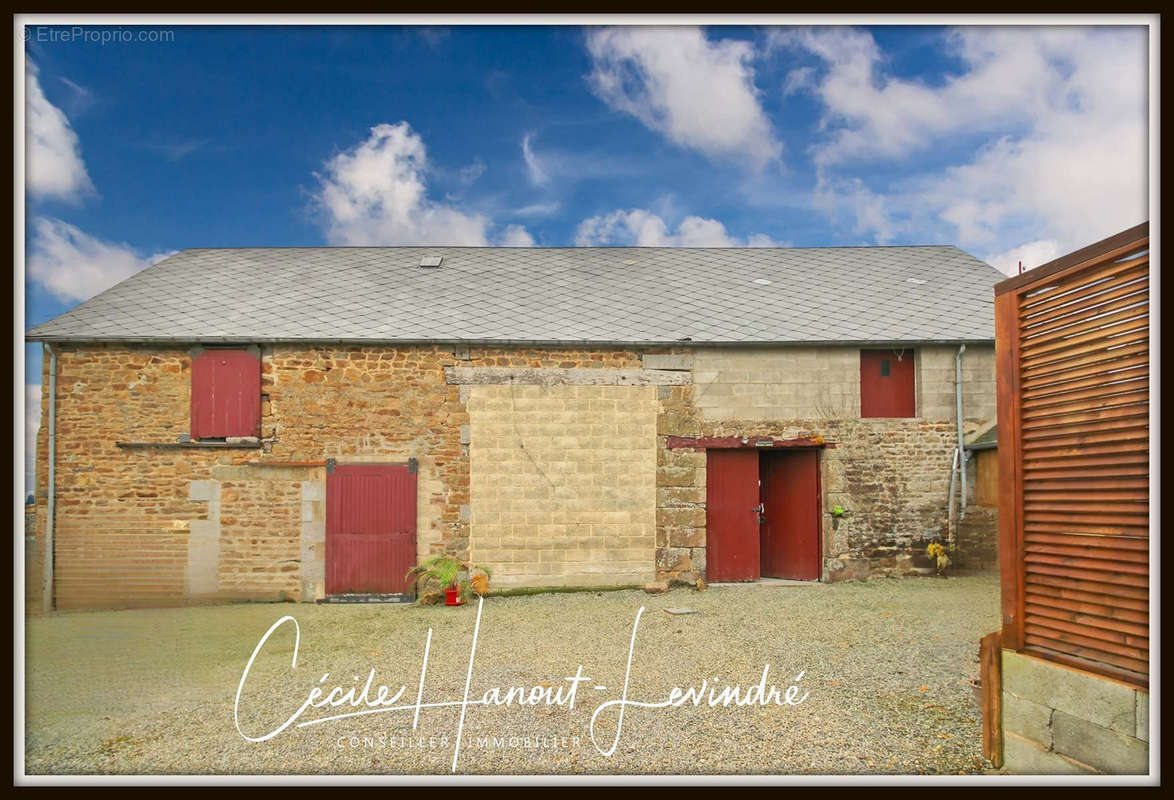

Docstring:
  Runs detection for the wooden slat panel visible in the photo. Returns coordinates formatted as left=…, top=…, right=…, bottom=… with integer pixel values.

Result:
left=1020, top=328, right=1148, bottom=370
left=1024, top=520, right=1148, bottom=536
left=1021, top=373, right=1148, bottom=406
left=998, top=227, right=1149, bottom=687
left=1020, top=343, right=1148, bottom=383
left=1022, top=453, right=1149, bottom=472
left=1025, top=502, right=1148, bottom=517
left=1021, top=304, right=1148, bottom=348
left=1025, top=572, right=1148, bottom=607
left=1021, top=425, right=1148, bottom=451
left=1023, top=465, right=1148, bottom=482
left=1023, top=292, right=1148, bottom=340
left=1021, top=363, right=1148, bottom=401
left=1021, top=404, right=1148, bottom=432
left=1024, top=551, right=1148, bottom=576
left=1021, top=440, right=1148, bottom=461
left=1021, top=646, right=1148, bottom=689
left=1018, top=266, right=1148, bottom=322
left=1024, top=531, right=1148, bottom=549
left=1016, top=249, right=1150, bottom=305
left=1025, top=586, right=1148, bottom=622
left=1026, top=601, right=1150, bottom=637
left=1025, top=618, right=1148, bottom=657
left=1021, top=416, right=1148, bottom=443
left=1019, top=319, right=1150, bottom=360
left=1020, top=354, right=1148, bottom=392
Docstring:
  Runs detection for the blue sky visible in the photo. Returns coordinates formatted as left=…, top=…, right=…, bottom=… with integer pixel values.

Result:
left=21, top=22, right=1150, bottom=483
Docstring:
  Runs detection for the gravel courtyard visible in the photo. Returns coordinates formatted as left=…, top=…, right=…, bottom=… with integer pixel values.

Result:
left=24, top=574, right=999, bottom=776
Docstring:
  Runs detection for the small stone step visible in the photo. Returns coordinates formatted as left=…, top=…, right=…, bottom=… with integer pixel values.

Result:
left=318, top=593, right=413, bottom=604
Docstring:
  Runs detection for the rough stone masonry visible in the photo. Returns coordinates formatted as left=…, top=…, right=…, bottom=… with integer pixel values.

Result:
left=28, top=341, right=996, bottom=610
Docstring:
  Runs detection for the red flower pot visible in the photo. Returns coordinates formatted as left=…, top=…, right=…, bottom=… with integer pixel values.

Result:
left=444, top=586, right=464, bottom=606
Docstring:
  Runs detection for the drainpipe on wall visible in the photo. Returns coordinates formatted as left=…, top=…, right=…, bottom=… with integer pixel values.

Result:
left=946, top=447, right=959, bottom=547
left=955, top=344, right=967, bottom=523
left=42, top=344, right=57, bottom=614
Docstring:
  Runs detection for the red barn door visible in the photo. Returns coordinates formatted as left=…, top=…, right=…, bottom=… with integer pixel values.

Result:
left=760, top=450, right=822, bottom=581
left=326, top=463, right=417, bottom=595
left=706, top=449, right=761, bottom=582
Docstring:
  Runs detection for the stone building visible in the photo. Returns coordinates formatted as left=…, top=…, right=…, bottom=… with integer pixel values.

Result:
left=26, top=245, right=1003, bottom=610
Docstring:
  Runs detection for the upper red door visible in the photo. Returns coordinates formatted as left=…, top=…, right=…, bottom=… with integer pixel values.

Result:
left=326, top=464, right=417, bottom=595
left=760, top=450, right=822, bottom=581
left=705, top=449, right=761, bottom=582
left=860, top=349, right=916, bottom=418
left=191, top=348, right=261, bottom=439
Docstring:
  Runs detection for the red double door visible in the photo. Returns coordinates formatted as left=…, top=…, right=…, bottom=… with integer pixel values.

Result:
left=706, top=449, right=821, bottom=582
left=326, top=464, right=417, bottom=595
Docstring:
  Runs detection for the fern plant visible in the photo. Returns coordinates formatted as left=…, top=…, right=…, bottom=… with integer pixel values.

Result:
left=406, top=555, right=492, bottom=602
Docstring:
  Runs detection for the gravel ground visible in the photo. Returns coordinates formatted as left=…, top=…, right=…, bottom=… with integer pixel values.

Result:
left=24, top=573, right=999, bottom=776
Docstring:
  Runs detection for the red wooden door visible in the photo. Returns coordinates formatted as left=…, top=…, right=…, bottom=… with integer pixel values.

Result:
left=705, top=449, right=761, bottom=582
left=326, top=464, right=417, bottom=595
left=759, top=450, right=821, bottom=581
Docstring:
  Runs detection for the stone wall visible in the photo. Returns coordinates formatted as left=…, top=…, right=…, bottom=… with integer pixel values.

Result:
left=29, top=341, right=997, bottom=609
left=657, top=345, right=998, bottom=583
left=1002, top=650, right=1149, bottom=774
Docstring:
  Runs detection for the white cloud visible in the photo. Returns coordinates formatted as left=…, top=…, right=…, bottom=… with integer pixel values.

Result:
left=521, top=133, right=548, bottom=186
left=25, top=384, right=41, bottom=497
left=500, top=224, right=535, bottom=247
left=575, top=208, right=777, bottom=247
left=514, top=201, right=561, bottom=218
left=585, top=27, right=781, bottom=169
left=777, top=26, right=1148, bottom=260
left=984, top=239, right=1060, bottom=277
left=314, top=122, right=531, bottom=247
left=26, top=62, right=94, bottom=202
left=28, top=218, right=173, bottom=303
left=458, top=157, right=486, bottom=185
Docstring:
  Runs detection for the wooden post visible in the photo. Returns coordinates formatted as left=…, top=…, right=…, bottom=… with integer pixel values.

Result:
left=980, top=630, right=1004, bottom=768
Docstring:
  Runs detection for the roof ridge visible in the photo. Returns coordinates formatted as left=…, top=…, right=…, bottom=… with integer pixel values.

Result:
left=173, top=244, right=969, bottom=252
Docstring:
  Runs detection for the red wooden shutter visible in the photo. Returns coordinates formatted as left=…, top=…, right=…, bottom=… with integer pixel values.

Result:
left=191, top=348, right=261, bottom=439
left=860, top=349, right=916, bottom=418
left=995, top=223, right=1149, bottom=687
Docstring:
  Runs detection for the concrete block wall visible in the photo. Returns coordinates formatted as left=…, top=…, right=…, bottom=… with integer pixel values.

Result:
left=693, top=347, right=860, bottom=421
left=467, top=384, right=658, bottom=587
left=1002, top=650, right=1149, bottom=775
left=693, top=345, right=995, bottom=424
left=918, top=345, right=997, bottom=425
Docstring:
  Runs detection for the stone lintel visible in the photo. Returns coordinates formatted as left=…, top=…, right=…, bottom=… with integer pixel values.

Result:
left=444, top=366, right=690, bottom=386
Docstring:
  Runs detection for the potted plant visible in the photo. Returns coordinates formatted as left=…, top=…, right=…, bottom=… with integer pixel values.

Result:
left=406, top=555, right=491, bottom=606
left=926, top=540, right=951, bottom=576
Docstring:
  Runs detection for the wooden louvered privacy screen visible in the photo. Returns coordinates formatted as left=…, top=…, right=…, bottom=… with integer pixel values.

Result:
left=995, top=222, right=1150, bottom=688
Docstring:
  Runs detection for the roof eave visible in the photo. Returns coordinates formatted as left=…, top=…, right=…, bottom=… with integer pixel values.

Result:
left=24, top=334, right=997, bottom=347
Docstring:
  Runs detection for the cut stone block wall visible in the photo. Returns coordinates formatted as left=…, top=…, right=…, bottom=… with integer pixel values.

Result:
left=1002, top=650, right=1149, bottom=775
left=467, top=384, right=658, bottom=587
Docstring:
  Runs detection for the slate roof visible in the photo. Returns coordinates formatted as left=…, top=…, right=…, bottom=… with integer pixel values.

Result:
left=967, top=425, right=999, bottom=451
left=25, top=245, right=1003, bottom=345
